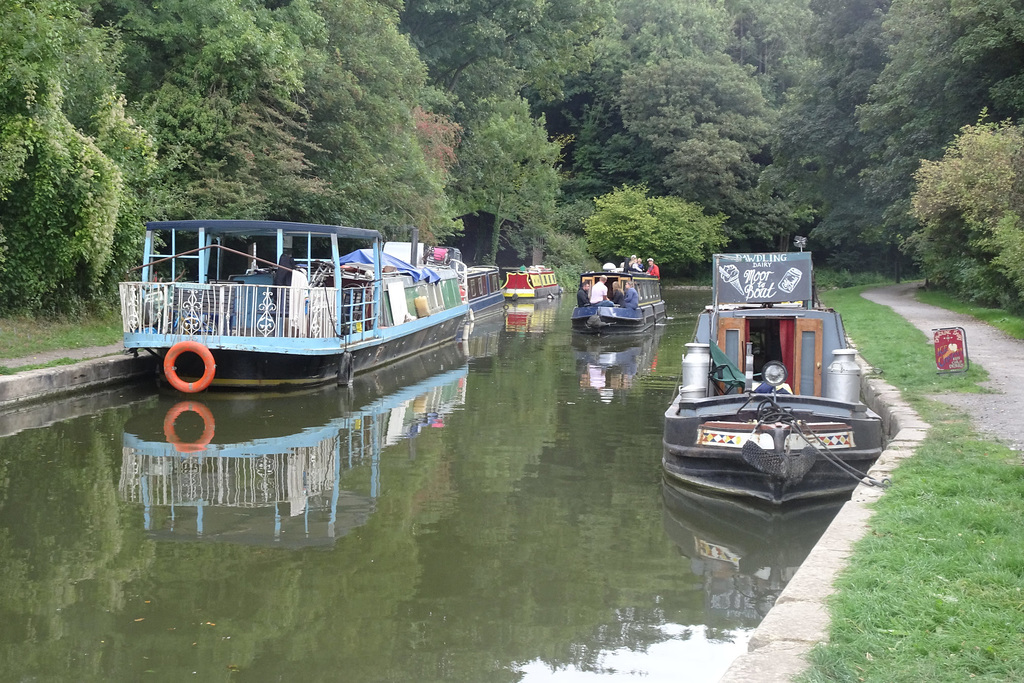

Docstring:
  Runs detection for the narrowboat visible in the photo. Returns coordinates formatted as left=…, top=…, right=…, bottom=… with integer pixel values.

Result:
left=662, top=252, right=886, bottom=504
left=118, top=220, right=469, bottom=392
left=119, top=343, right=470, bottom=546
left=502, top=265, right=562, bottom=300
left=465, top=265, right=505, bottom=317
left=570, top=269, right=666, bottom=335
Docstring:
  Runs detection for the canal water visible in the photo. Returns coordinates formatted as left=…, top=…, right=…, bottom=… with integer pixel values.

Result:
left=0, top=289, right=839, bottom=682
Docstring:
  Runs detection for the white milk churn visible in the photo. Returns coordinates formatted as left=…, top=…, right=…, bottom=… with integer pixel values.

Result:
left=826, top=348, right=861, bottom=403
left=680, top=343, right=711, bottom=399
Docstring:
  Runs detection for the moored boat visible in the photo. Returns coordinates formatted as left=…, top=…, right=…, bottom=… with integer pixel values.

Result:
left=118, top=220, right=469, bottom=392
left=570, top=269, right=666, bottom=335
left=465, top=265, right=505, bottom=317
left=502, top=265, right=562, bottom=300
left=661, top=252, right=886, bottom=504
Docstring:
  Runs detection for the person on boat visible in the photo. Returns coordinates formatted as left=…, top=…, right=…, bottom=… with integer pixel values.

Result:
left=610, top=280, right=625, bottom=306
left=590, top=275, right=609, bottom=303
left=577, top=281, right=591, bottom=307
left=622, top=280, right=640, bottom=310
left=646, top=258, right=660, bottom=278
left=629, top=257, right=645, bottom=273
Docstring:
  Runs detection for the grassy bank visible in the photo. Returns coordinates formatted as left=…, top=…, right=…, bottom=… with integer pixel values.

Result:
left=0, top=310, right=122, bottom=371
left=800, top=287, right=1024, bottom=682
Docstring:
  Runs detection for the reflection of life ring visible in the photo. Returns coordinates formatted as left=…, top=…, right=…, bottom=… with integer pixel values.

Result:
left=163, top=401, right=216, bottom=453
left=163, top=341, right=216, bottom=393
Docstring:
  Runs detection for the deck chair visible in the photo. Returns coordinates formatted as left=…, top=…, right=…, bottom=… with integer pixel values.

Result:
left=709, top=340, right=747, bottom=395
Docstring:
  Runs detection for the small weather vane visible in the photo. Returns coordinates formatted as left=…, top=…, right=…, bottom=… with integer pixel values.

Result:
left=794, top=236, right=807, bottom=252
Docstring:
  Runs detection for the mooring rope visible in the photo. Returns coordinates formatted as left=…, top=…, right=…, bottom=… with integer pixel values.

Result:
left=752, top=396, right=891, bottom=489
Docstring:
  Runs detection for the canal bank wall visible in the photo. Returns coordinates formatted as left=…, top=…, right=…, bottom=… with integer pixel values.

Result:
left=718, top=353, right=927, bottom=683
left=0, top=351, right=158, bottom=410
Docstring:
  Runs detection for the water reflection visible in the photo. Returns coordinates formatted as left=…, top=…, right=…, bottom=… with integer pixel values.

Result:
left=574, top=327, right=664, bottom=401
left=661, top=480, right=842, bottom=626
left=119, top=344, right=470, bottom=546
left=505, top=297, right=561, bottom=334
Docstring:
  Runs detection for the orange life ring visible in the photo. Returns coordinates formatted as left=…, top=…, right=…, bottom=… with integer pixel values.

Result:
left=163, top=400, right=216, bottom=453
left=163, top=340, right=216, bottom=393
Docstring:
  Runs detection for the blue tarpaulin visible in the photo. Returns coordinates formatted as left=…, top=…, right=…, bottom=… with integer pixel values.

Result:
left=338, top=249, right=441, bottom=283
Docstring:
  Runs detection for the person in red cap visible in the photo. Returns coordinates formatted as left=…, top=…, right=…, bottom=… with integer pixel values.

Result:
left=646, top=258, right=660, bottom=278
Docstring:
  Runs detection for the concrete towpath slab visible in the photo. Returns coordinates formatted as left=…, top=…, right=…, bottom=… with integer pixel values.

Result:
left=0, top=343, right=128, bottom=370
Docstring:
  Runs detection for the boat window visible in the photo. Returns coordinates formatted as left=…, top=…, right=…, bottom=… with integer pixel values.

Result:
left=799, top=329, right=816, bottom=395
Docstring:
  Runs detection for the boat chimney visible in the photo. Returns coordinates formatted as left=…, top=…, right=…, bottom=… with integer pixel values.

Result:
left=410, top=227, right=419, bottom=264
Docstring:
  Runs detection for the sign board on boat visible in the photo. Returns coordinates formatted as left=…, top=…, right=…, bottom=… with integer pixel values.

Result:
left=713, top=252, right=813, bottom=305
left=933, top=326, right=969, bottom=373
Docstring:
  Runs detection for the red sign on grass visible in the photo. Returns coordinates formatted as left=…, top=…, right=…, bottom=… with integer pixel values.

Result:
left=933, top=327, right=968, bottom=373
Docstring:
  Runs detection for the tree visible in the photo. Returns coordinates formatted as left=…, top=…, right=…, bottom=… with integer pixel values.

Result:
left=769, top=0, right=892, bottom=270
left=0, top=0, right=154, bottom=314
left=452, top=98, right=562, bottom=263
left=583, top=184, right=727, bottom=274
left=910, top=119, right=1024, bottom=307
left=618, top=53, right=777, bottom=243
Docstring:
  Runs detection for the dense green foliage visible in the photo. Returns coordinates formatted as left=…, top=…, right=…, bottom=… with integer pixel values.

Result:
left=584, top=184, right=727, bottom=274
left=4, top=0, right=1024, bottom=313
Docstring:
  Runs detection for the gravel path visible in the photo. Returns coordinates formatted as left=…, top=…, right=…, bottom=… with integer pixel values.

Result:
left=862, top=282, right=1024, bottom=451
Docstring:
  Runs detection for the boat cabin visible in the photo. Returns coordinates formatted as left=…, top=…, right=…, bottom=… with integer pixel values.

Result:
left=697, top=252, right=847, bottom=396
left=578, top=271, right=662, bottom=306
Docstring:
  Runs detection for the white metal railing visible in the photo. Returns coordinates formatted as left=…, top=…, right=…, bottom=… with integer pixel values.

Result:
left=119, top=281, right=377, bottom=340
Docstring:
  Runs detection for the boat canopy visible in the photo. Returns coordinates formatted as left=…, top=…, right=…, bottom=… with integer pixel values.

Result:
left=145, top=219, right=381, bottom=241
left=339, top=248, right=441, bottom=283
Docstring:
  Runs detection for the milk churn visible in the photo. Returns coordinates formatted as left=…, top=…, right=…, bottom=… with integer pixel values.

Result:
left=826, top=348, right=861, bottom=403
left=680, top=343, right=711, bottom=399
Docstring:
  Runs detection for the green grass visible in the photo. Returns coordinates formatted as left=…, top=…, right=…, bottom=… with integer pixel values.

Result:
left=797, top=287, right=1024, bottom=682
left=0, top=309, right=122, bottom=361
left=917, top=288, right=1024, bottom=340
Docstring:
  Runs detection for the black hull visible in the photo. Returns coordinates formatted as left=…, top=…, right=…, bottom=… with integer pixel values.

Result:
left=164, top=315, right=466, bottom=390
left=571, top=302, right=666, bottom=335
left=662, top=397, right=885, bottom=504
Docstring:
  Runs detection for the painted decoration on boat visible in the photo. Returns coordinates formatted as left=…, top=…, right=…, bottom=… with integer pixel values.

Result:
left=933, top=326, right=968, bottom=373
left=714, top=252, right=813, bottom=305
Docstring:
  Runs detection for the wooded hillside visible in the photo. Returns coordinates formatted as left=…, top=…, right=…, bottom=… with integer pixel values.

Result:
left=2, top=0, right=1023, bottom=313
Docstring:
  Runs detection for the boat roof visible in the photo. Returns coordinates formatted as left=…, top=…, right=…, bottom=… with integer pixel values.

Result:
left=145, top=219, right=381, bottom=241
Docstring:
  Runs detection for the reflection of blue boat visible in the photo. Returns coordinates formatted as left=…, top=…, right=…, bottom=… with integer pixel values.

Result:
left=573, top=327, right=663, bottom=399
left=661, top=481, right=841, bottom=625
left=119, top=221, right=469, bottom=391
left=118, top=345, right=469, bottom=547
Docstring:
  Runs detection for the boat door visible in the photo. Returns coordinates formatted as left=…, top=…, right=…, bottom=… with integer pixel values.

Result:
left=716, top=318, right=747, bottom=369
left=719, top=316, right=824, bottom=396
left=793, top=318, right=823, bottom=396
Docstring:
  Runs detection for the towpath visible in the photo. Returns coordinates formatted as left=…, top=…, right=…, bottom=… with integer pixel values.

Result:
left=0, top=343, right=127, bottom=370
left=861, top=282, right=1024, bottom=451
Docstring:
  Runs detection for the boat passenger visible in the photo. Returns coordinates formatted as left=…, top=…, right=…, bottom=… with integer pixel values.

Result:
left=590, top=275, right=609, bottom=303
left=610, top=280, right=625, bottom=306
left=577, top=281, right=591, bottom=307
left=622, top=280, right=639, bottom=310
left=629, top=257, right=645, bottom=273
left=646, top=258, right=660, bottom=278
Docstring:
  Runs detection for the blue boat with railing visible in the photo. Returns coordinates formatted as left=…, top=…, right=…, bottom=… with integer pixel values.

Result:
left=119, top=220, right=469, bottom=392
